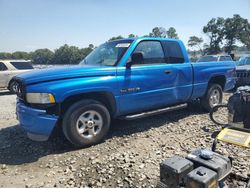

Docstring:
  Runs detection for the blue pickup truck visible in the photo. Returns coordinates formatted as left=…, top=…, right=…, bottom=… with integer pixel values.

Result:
left=14, top=37, right=236, bottom=147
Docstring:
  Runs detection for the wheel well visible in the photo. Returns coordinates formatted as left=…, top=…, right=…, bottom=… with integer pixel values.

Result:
left=209, top=76, right=226, bottom=89
left=7, top=79, right=14, bottom=89
left=60, top=92, right=117, bottom=117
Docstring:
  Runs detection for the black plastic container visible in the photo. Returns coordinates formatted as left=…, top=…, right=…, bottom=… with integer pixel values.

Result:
left=160, top=156, right=193, bottom=187
left=186, top=166, right=218, bottom=188
left=186, top=149, right=231, bottom=181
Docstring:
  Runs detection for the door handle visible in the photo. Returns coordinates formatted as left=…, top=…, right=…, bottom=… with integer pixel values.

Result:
left=164, top=70, right=172, bottom=75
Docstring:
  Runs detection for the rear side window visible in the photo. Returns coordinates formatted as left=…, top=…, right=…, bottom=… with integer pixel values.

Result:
left=133, top=41, right=165, bottom=64
left=0, top=62, right=8, bottom=71
left=10, top=61, right=33, bottom=70
left=162, top=41, right=185, bottom=64
left=219, top=56, right=232, bottom=61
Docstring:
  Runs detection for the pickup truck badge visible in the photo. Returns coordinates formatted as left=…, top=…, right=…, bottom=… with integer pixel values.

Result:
left=120, top=87, right=141, bottom=94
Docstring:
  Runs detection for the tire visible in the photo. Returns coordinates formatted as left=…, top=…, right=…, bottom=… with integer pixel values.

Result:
left=201, top=84, right=223, bottom=112
left=209, top=104, right=228, bottom=125
left=8, top=81, right=19, bottom=94
left=62, top=99, right=111, bottom=147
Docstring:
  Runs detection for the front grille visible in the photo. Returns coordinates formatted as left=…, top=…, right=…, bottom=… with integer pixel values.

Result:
left=236, top=71, right=250, bottom=78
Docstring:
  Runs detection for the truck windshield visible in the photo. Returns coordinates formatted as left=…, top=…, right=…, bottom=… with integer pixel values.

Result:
left=80, top=40, right=132, bottom=66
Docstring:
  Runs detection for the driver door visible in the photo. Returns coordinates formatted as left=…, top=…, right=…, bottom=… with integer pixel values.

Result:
left=117, top=40, right=177, bottom=115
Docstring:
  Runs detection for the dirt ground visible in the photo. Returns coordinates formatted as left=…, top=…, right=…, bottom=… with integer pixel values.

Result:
left=0, top=90, right=249, bottom=188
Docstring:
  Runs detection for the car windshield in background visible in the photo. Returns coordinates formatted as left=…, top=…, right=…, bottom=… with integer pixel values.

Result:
left=10, top=61, right=34, bottom=70
left=197, top=56, right=217, bottom=62
left=237, top=57, right=250, bottom=66
left=219, top=56, right=232, bottom=61
left=80, top=40, right=133, bottom=66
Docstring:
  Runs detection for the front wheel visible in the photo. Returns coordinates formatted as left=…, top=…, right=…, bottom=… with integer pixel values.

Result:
left=201, top=84, right=223, bottom=112
left=62, top=100, right=111, bottom=147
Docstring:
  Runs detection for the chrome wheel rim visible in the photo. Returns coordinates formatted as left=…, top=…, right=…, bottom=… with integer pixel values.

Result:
left=76, top=110, right=103, bottom=139
left=209, top=89, right=220, bottom=107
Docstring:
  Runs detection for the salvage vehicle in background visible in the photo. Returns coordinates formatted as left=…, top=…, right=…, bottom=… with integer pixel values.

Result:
left=13, top=37, right=236, bottom=147
left=197, top=54, right=233, bottom=62
left=0, top=60, right=34, bottom=93
left=235, top=55, right=250, bottom=86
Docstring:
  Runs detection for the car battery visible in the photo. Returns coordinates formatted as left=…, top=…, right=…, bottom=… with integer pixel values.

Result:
left=186, top=166, right=218, bottom=188
left=186, top=149, right=231, bottom=181
left=160, top=156, right=193, bottom=187
left=228, top=86, right=250, bottom=129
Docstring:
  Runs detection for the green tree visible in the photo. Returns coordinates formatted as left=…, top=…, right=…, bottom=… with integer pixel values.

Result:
left=188, top=36, right=203, bottom=51
left=188, top=36, right=204, bottom=58
left=31, top=49, right=54, bottom=64
left=202, top=43, right=210, bottom=55
left=224, top=14, right=250, bottom=53
left=88, top=44, right=94, bottom=49
left=167, top=27, right=179, bottom=39
left=0, top=52, right=12, bottom=59
left=149, top=27, right=167, bottom=38
left=79, top=44, right=94, bottom=60
left=203, top=17, right=225, bottom=54
left=240, top=33, right=250, bottom=49
left=108, top=36, right=124, bottom=41
left=239, top=23, right=250, bottom=49
left=52, top=44, right=83, bottom=65
left=11, top=51, right=31, bottom=59
left=128, top=34, right=137, bottom=38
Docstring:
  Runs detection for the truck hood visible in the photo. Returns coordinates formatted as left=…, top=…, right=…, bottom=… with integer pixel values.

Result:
left=15, top=65, right=117, bottom=85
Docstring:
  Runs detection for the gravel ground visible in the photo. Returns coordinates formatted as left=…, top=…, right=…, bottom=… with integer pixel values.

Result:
left=0, top=90, right=249, bottom=188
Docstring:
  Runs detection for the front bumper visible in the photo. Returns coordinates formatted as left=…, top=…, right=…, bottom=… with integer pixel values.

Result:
left=16, top=99, right=58, bottom=141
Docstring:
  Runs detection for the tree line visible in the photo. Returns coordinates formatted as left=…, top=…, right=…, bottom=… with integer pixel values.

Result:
left=0, top=44, right=94, bottom=65
left=188, top=14, right=250, bottom=56
left=0, top=14, right=249, bottom=65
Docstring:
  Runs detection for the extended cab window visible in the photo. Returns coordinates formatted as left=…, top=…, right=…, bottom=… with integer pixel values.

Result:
left=0, top=62, right=8, bottom=71
left=10, top=61, right=33, bottom=70
left=162, top=41, right=185, bottom=63
left=133, top=41, right=165, bottom=64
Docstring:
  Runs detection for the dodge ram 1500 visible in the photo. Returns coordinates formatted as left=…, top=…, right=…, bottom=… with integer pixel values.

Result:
left=13, top=37, right=236, bottom=147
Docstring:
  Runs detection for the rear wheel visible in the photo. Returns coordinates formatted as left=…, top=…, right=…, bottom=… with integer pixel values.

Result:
left=201, top=84, right=223, bottom=112
left=62, top=100, right=110, bottom=147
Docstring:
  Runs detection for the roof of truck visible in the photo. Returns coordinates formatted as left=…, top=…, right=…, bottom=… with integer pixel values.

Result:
left=111, top=37, right=181, bottom=42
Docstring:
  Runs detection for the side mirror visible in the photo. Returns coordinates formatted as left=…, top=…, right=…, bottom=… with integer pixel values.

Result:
left=126, top=52, right=144, bottom=69
left=132, top=52, right=144, bottom=63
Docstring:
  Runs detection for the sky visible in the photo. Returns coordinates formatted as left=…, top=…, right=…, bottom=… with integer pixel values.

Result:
left=0, top=0, right=249, bottom=52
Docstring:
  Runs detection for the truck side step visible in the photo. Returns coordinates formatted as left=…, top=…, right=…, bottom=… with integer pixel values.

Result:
left=120, top=103, right=187, bottom=120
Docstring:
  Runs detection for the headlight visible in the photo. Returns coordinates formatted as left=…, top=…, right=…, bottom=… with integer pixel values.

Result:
left=26, top=93, right=55, bottom=104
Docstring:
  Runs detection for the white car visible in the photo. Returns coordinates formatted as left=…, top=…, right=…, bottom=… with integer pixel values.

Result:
left=0, top=60, right=34, bottom=93
left=197, top=55, right=233, bottom=62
